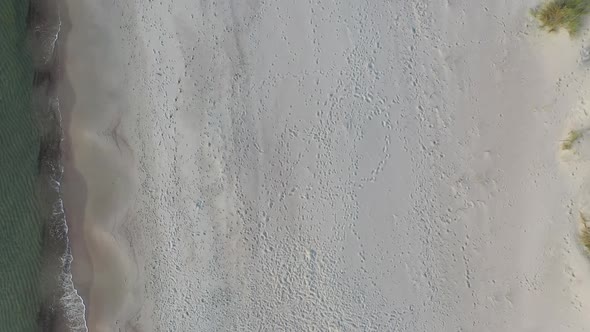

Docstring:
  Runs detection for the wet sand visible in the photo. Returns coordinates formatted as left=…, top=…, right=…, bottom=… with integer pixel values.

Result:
left=58, top=0, right=139, bottom=330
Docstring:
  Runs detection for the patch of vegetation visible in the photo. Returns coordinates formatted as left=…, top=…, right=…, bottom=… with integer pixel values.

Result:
left=561, top=129, right=583, bottom=150
left=581, top=227, right=590, bottom=251
left=580, top=213, right=590, bottom=251
left=531, top=0, right=590, bottom=36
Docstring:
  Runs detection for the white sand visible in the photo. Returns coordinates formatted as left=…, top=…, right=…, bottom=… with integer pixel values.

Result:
left=58, top=0, right=590, bottom=331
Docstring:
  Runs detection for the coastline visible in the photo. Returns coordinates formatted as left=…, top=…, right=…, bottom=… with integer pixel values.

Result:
left=27, top=0, right=89, bottom=330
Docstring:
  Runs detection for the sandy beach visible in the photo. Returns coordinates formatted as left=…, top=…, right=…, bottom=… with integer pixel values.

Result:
left=57, top=0, right=590, bottom=331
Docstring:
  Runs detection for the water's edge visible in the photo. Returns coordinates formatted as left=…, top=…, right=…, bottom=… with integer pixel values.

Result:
left=29, top=0, right=87, bottom=330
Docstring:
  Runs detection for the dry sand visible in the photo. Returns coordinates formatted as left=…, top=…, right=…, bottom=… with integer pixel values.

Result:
left=57, top=0, right=590, bottom=331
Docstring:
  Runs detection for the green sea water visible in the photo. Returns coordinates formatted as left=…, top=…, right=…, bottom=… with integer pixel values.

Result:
left=0, top=1, right=43, bottom=331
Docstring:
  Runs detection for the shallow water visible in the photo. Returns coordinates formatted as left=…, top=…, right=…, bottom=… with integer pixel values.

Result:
left=0, top=1, right=86, bottom=330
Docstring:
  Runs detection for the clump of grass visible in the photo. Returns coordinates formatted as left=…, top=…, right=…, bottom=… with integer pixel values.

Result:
left=580, top=213, right=590, bottom=251
left=561, top=129, right=583, bottom=150
left=581, top=227, right=590, bottom=251
left=531, top=0, right=590, bottom=36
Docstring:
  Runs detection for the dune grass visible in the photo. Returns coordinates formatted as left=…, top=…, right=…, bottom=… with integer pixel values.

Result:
left=581, top=227, right=590, bottom=251
left=561, top=129, right=583, bottom=150
left=580, top=213, right=590, bottom=252
left=531, top=0, right=590, bottom=36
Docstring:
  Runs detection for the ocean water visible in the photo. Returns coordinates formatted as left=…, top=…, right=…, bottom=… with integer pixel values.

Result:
left=0, top=1, right=42, bottom=331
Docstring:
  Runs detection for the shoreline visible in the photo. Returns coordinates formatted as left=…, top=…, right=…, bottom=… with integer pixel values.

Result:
left=31, top=0, right=88, bottom=329
left=53, top=0, right=91, bottom=330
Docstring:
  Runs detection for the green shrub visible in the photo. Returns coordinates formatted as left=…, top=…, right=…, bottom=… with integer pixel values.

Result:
left=579, top=213, right=590, bottom=251
left=561, top=129, right=583, bottom=150
left=532, top=0, right=590, bottom=36
left=581, top=227, right=590, bottom=252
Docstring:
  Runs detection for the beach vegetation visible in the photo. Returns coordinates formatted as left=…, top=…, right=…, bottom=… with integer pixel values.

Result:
left=581, top=227, right=590, bottom=251
left=561, top=129, right=583, bottom=150
left=579, top=212, right=590, bottom=252
left=531, top=0, right=590, bottom=36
